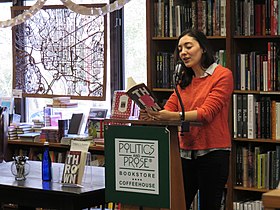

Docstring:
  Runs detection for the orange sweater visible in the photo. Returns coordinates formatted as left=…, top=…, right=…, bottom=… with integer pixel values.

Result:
left=164, top=64, right=234, bottom=150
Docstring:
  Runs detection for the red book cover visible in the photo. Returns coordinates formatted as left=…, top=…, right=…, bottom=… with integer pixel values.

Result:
left=255, top=4, right=262, bottom=35
left=267, top=42, right=271, bottom=91
left=111, top=90, right=134, bottom=119
left=271, top=0, right=278, bottom=35
left=262, top=4, right=266, bottom=35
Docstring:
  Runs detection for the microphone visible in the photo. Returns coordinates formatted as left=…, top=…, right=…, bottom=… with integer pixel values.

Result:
left=173, top=61, right=184, bottom=86
left=172, top=60, right=189, bottom=134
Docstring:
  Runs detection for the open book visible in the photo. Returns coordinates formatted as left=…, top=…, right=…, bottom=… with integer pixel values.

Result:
left=126, top=79, right=162, bottom=112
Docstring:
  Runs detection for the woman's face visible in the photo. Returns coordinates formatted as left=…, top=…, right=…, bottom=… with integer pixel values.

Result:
left=178, top=34, right=204, bottom=70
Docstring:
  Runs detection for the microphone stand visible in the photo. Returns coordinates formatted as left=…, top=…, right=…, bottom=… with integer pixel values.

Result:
left=173, top=71, right=189, bottom=135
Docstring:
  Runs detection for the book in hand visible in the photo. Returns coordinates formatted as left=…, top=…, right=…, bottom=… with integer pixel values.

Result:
left=126, top=82, right=162, bottom=111
left=61, top=140, right=90, bottom=187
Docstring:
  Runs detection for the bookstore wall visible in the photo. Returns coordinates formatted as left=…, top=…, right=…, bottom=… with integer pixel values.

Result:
left=147, top=0, right=280, bottom=210
left=7, top=104, right=106, bottom=168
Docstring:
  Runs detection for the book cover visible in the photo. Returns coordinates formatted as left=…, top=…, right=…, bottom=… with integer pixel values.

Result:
left=61, top=140, right=90, bottom=186
left=111, top=90, right=135, bottom=119
left=67, top=113, right=84, bottom=135
left=61, top=150, right=86, bottom=186
left=126, top=83, right=162, bottom=111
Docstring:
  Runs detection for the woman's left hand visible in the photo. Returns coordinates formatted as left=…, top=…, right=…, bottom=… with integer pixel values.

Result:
left=146, top=109, right=180, bottom=121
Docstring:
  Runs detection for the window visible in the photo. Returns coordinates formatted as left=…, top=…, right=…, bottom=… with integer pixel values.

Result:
left=0, top=0, right=147, bottom=123
left=124, top=0, right=147, bottom=88
left=22, top=1, right=111, bottom=122
left=0, top=2, right=13, bottom=97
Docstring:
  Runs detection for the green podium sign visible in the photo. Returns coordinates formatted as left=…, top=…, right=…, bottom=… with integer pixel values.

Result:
left=105, top=125, right=170, bottom=208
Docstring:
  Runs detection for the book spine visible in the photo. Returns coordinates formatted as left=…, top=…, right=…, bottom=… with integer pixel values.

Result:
left=233, top=94, right=238, bottom=138
left=220, top=0, right=226, bottom=36
left=271, top=100, right=276, bottom=140
left=276, top=102, right=280, bottom=140
left=237, top=94, right=243, bottom=138
left=242, top=94, right=248, bottom=138
left=164, top=0, right=169, bottom=37
left=207, top=0, right=213, bottom=36
left=247, top=94, right=256, bottom=139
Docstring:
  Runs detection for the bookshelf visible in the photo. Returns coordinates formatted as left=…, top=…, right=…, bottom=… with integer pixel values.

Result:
left=231, top=1, right=280, bottom=210
left=7, top=140, right=105, bottom=166
left=146, top=0, right=280, bottom=209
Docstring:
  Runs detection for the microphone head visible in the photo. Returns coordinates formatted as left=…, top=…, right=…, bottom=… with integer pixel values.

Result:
left=173, top=60, right=184, bottom=85
left=175, top=60, right=183, bottom=75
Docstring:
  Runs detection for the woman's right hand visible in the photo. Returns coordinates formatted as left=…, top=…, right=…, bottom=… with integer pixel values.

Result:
left=139, top=109, right=152, bottom=121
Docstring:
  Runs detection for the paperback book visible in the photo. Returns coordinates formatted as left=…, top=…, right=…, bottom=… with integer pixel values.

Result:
left=126, top=82, right=162, bottom=111
left=61, top=140, right=90, bottom=187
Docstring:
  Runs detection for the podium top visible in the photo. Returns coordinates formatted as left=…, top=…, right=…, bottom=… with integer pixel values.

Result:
left=104, top=117, right=202, bottom=127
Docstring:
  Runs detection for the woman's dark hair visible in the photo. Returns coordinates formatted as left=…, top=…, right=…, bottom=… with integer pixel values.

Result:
left=174, top=29, right=215, bottom=88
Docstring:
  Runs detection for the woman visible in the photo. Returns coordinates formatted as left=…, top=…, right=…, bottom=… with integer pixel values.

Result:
left=144, top=29, right=233, bottom=210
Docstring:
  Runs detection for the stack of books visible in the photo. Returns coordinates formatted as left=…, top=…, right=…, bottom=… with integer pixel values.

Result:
left=51, top=97, right=78, bottom=108
left=17, top=132, right=41, bottom=142
left=40, top=126, right=59, bottom=143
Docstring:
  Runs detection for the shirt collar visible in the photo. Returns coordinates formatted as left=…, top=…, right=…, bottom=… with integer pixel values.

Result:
left=200, top=63, right=218, bottom=78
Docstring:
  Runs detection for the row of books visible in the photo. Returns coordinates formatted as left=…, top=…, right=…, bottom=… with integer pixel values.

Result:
left=233, top=94, right=280, bottom=140
left=12, top=147, right=104, bottom=166
left=235, top=42, right=280, bottom=91
left=155, top=50, right=226, bottom=88
left=13, top=148, right=66, bottom=163
left=154, top=0, right=226, bottom=37
left=233, top=199, right=263, bottom=210
left=235, top=0, right=280, bottom=36
left=156, top=52, right=175, bottom=88
left=236, top=144, right=280, bottom=190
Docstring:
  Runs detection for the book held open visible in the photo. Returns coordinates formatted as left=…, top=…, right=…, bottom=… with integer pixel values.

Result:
left=126, top=78, right=162, bottom=111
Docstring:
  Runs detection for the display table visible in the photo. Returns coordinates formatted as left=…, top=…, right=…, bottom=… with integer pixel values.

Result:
left=0, top=161, right=105, bottom=210
left=262, top=189, right=280, bottom=210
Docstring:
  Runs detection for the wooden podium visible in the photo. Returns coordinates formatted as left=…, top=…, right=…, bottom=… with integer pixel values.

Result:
left=104, top=118, right=188, bottom=210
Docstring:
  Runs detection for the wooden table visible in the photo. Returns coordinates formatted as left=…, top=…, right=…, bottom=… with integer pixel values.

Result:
left=0, top=161, right=105, bottom=210
left=262, top=189, right=280, bottom=210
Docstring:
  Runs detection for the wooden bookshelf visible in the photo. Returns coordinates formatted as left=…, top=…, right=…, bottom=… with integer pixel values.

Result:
left=7, top=140, right=105, bottom=166
left=146, top=0, right=280, bottom=209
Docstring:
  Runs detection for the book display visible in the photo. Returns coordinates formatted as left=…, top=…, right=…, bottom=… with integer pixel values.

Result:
left=146, top=0, right=280, bottom=209
left=61, top=140, right=90, bottom=186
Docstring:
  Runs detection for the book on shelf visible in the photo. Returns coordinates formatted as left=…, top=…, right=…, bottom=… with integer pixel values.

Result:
left=88, top=108, right=108, bottom=119
left=50, top=96, right=78, bottom=108
left=17, top=132, right=41, bottom=142
left=125, top=77, right=162, bottom=112
left=87, top=118, right=105, bottom=138
left=61, top=140, right=90, bottom=187
left=67, top=113, right=85, bottom=135
left=60, top=134, right=93, bottom=146
left=0, top=97, right=14, bottom=114
left=93, top=138, right=104, bottom=148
